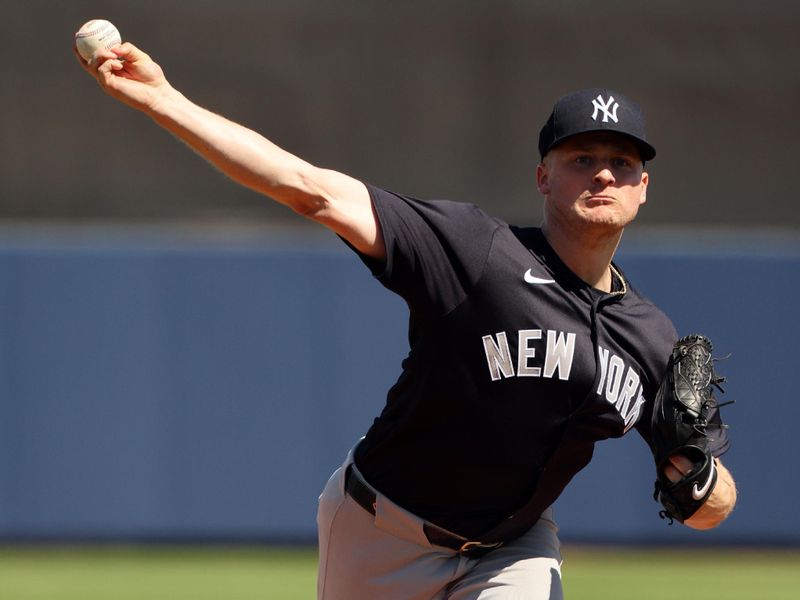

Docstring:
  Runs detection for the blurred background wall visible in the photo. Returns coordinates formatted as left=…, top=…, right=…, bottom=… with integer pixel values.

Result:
left=0, top=0, right=798, bottom=545
left=3, top=0, right=799, bottom=226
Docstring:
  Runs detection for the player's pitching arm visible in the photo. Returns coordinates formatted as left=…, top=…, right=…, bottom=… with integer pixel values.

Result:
left=73, top=42, right=385, bottom=262
left=664, top=455, right=737, bottom=530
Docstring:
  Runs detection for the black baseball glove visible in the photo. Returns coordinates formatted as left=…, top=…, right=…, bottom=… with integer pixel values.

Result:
left=651, top=334, right=727, bottom=524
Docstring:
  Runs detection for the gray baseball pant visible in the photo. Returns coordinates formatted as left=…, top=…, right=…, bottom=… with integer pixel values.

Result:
left=317, top=444, right=563, bottom=599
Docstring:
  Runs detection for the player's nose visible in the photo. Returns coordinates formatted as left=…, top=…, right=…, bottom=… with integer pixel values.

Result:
left=593, top=168, right=615, bottom=186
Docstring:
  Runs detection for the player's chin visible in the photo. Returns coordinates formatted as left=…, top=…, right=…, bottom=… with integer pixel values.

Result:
left=587, top=203, right=640, bottom=227
left=577, top=209, right=629, bottom=230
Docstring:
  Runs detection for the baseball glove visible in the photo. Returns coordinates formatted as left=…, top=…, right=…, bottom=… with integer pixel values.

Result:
left=651, top=334, right=727, bottom=524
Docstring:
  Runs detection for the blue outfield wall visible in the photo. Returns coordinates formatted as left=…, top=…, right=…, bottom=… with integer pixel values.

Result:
left=0, top=226, right=797, bottom=545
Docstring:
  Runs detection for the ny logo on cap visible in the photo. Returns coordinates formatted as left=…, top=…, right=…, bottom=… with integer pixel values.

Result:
left=591, top=94, right=619, bottom=123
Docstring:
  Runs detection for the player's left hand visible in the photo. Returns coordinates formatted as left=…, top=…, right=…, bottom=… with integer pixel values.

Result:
left=663, top=453, right=694, bottom=482
left=651, top=334, right=727, bottom=524
left=682, top=458, right=737, bottom=529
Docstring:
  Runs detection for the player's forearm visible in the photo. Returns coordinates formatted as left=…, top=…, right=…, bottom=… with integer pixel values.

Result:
left=146, top=86, right=324, bottom=215
left=684, top=459, right=737, bottom=530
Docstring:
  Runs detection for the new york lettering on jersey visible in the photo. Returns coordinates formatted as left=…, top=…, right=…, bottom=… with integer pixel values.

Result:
left=481, top=329, right=646, bottom=432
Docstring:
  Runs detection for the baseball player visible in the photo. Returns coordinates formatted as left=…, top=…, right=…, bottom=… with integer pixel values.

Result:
left=76, top=40, right=737, bottom=600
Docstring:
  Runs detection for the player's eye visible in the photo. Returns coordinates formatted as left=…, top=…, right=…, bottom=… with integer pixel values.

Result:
left=611, top=157, right=633, bottom=169
left=574, top=155, right=592, bottom=166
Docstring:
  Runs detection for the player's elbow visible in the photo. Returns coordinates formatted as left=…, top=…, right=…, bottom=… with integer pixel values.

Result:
left=263, top=164, right=331, bottom=219
left=286, top=188, right=329, bottom=219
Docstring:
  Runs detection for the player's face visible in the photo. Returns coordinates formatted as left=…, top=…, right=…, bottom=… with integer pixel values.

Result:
left=537, top=132, right=648, bottom=234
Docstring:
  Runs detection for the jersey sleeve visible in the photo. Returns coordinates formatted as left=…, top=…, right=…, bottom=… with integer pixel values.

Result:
left=350, top=184, right=501, bottom=324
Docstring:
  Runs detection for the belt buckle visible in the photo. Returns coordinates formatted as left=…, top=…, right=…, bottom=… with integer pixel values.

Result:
left=459, top=540, right=502, bottom=557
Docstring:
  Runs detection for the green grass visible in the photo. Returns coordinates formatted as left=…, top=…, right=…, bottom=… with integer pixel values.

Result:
left=0, top=544, right=797, bottom=599
left=562, top=546, right=800, bottom=600
left=0, top=546, right=316, bottom=600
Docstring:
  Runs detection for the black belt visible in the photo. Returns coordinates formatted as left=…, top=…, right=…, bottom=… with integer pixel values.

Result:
left=344, top=464, right=503, bottom=559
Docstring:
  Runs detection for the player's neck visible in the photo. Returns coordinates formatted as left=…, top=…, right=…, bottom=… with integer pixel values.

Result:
left=541, top=222, right=623, bottom=293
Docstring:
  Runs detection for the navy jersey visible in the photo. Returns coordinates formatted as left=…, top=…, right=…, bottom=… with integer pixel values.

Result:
left=350, top=185, right=729, bottom=540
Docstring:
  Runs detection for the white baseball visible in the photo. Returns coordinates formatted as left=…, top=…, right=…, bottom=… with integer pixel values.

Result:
left=75, top=19, right=122, bottom=62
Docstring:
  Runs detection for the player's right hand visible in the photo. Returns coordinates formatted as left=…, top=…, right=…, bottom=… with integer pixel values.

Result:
left=74, top=42, right=172, bottom=114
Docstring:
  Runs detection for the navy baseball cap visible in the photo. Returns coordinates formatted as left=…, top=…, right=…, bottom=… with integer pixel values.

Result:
left=538, top=88, right=656, bottom=162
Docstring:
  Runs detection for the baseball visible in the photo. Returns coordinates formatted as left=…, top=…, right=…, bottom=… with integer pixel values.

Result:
left=75, top=19, right=121, bottom=62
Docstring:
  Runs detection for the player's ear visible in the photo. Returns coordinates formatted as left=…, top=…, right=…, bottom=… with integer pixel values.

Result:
left=536, top=162, right=550, bottom=195
left=639, top=170, right=649, bottom=205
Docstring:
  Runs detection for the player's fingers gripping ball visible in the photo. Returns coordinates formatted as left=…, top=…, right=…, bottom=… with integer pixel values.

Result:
left=651, top=334, right=727, bottom=523
left=75, top=19, right=121, bottom=62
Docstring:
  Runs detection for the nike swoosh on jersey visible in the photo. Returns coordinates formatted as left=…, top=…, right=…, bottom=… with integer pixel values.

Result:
left=691, top=458, right=716, bottom=500
left=524, top=269, right=556, bottom=285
